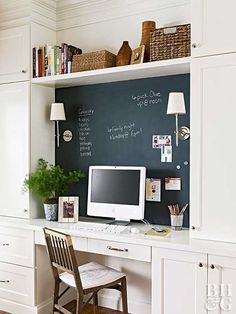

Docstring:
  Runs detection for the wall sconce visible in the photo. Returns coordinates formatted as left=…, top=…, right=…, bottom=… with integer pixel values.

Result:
left=50, top=103, right=66, bottom=148
left=167, top=92, right=190, bottom=147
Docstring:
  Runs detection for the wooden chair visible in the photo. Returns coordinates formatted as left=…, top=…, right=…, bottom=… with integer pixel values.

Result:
left=43, top=227, right=128, bottom=314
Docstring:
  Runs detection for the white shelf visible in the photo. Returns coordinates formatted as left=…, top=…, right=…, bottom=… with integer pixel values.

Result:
left=31, top=57, right=191, bottom=88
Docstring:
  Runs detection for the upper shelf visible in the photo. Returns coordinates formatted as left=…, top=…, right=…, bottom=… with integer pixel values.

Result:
left=31, top=57, right=191, bottom=88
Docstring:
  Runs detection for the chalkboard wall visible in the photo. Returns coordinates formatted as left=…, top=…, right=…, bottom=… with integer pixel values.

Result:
left=56, top=74, right=190, bottom=227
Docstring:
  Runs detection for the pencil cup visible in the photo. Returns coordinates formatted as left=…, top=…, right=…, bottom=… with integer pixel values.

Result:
left=170, top=215, right=183, bottom=230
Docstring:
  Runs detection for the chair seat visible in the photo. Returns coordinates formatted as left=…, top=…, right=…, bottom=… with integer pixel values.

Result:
left=59, top=262, right=125, bottom=290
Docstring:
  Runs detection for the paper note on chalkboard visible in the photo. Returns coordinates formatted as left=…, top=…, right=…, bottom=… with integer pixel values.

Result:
left=152, top=135, right=171, bottom=148
left=161, top=146, right=172, bottom=162
left=146, top=178, right=161, bottom=202
left=165, top=178, right=181, bottom=191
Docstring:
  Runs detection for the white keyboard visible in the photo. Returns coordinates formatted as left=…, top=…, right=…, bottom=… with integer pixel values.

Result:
left=70, top=223, right=127, bottom=234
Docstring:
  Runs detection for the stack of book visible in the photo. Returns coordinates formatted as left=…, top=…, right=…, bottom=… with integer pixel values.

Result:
left=32, top=44, right=82, bottom=78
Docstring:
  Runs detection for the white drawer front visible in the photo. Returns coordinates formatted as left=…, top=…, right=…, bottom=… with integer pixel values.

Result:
left=35, top=229, right=88, bottom=252
left=88, top=238, right=151, bottom=262
left=0, top=227, right=34, bottom=267
left=0, top=262, right=35, bottom=306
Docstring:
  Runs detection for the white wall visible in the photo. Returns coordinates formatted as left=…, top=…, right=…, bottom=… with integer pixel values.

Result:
left=56, top=0, right=190, bottom=54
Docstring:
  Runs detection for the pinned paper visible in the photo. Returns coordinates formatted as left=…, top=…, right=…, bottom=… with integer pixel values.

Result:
left=165, top=177, right=181, bottom=191
left=161, top=145, right=172, bottom=162
left=152, top=135, right=171, bottom=148
left=146, top=178, right=161, bottom=202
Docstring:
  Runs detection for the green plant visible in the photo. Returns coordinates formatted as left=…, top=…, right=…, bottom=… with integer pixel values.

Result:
left=23, top=159, right=85, bottom=203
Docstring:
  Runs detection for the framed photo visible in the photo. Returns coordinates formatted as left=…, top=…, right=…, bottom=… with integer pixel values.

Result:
left=130, top=45, right=145, bottom=65
left=58, top=196, right=79, bottom=223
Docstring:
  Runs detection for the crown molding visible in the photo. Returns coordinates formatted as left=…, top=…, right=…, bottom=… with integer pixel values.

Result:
left=0, top=0, right=31, bottom=30
left=0, top=0, right=56, bottom=30
left=56, top=0, right=190, bottom=31
left=0, top=0, right=189, bottom=31
left=31, top=0, right=57, bottom=30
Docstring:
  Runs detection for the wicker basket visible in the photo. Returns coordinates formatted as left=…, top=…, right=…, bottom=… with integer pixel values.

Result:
left=72, top=50, right=116, bottom=72
left=150, top=24, right=191, bottom=61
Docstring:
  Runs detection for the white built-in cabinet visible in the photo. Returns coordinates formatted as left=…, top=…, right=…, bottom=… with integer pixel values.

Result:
left=152, top=248, right=207, bottom=314
left=208, top=255, right=236, bottom=313
left=191, top=0, right=236, bottom=57
left=0, top=23, right=55, bottom=219
left=190, top=53, right=236, bottom=242
left=0, top=82, right=30, bottom=218
left=0, top=25, right=30, bottom=83
left=153, top=248, right=236, bottom=314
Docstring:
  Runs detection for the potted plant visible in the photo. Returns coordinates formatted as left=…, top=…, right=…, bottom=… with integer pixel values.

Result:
left=23, top=159, right=85, bottom=221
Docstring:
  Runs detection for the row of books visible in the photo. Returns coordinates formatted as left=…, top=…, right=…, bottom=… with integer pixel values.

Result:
left=32, top=44, right=82, bottom=78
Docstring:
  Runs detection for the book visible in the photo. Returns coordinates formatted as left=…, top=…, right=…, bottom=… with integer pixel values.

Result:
left=42, top=47, right=45, bottom=77
left=33, top=43, right=82, bottom=77
left=68, top=45, right=82, bottom=73
left=46, top=45, right=52, bottom=76
left=38, top=47, right=43, bottom=77
left=32, top=47, right=36, bottom=78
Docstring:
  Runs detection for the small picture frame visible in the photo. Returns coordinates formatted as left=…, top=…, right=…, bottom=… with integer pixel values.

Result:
left=130, top=45, right=145, bottom=65
left=58, top=196, right=79, bottom=223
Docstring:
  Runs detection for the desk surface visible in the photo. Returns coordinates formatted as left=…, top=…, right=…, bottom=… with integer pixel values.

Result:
left=0, top=216, right=236, bottom=258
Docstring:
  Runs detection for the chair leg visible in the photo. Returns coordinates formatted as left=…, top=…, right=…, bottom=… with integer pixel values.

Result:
left=76, top=293, right=83, bottom=314
left=121, top=277, right=128, bottom=314
left=93, top=292, right=98, bottom=314
left=52, top=278, right=60, bottom=313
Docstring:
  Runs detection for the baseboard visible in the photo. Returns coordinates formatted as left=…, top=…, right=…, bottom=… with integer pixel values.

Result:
left=0, top=298, right=37, bottom=314
left=37, top=298, right=53, bottom=314
left=97, top=291, right=151, bottom=314
left=35, top=291, right=151, bottom=314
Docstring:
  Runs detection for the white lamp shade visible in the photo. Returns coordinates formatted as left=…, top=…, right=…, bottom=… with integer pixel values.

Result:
left=167, top=92, right=186, bottom=115
left=50, top=103, right=66, bottom=121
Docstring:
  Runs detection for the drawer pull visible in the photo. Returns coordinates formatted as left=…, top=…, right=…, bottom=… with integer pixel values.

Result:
left=0, top=280, right=9, bottom=283
left=107, top=246, right=128, bottom=252
left=2, top=243, right=9, bottom=246
left=21, top=69, right=27, bottom=73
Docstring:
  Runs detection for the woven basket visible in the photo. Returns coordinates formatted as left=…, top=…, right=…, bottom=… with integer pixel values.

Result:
left=150, top=24, right=191, bottom=61
left=72, top=50, right=116, bottom=72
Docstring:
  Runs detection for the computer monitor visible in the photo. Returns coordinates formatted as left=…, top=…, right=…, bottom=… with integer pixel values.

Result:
left=87, top=166, right=146, bottom=223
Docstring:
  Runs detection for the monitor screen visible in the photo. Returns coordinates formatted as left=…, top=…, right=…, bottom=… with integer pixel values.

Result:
left=90, top=169, right=140, bottom=205
left=87, top=166, right=146, bottom=221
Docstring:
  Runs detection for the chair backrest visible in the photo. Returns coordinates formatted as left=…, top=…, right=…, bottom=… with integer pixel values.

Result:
left=43, top=227, right=83, bottom=292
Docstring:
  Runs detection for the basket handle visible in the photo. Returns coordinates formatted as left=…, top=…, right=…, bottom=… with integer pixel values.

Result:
left=163, top=27, right=177, bottom=35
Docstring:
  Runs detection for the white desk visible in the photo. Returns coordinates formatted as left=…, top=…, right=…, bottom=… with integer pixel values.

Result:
left=1, top=217, right=236, bottom=314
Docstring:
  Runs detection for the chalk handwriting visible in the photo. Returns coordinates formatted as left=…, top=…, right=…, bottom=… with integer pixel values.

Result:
left=131, top=90, right=162, bottom=108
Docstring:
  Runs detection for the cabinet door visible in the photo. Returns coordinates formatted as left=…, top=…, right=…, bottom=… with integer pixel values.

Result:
left=0, top=82, right=29, bottom=218
left=152, top=248, right=207, bottom=314
left=208, top=255, right=236, bottom=313
left=0, top=25, right=30, bottom=84
left=192, top=0, right=236, bottom=57
left=191, top=54, right=236, bottom=242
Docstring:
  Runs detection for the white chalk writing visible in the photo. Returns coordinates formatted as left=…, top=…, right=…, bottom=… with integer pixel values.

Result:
left=107, top=122, right=143, bottom=141
left=78, top=107, right=94, bottom=157
left=131, top=90, right=162, bottom=108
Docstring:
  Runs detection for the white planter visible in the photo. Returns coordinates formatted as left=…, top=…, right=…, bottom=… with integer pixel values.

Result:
left=43, top=203, right=58, bottom=221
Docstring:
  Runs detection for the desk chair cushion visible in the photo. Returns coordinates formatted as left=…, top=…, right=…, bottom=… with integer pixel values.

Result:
left=59, top=262, right=125, bottom=290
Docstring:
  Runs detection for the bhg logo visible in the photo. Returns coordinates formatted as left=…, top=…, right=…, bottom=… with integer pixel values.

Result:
left=206, top=284, right=232, bottom=311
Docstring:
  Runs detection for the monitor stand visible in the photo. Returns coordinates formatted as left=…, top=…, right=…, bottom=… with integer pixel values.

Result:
left=109, top=218, right=130, bottom=226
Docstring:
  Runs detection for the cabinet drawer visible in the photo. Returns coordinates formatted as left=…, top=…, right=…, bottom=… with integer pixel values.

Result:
left=88, top=238, right=151, bottom=262
left=35, top=229, right=88, bottom=252
left=0, top=227, right=34, bottom=267
left=0, top=262, right=35, bottom=306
